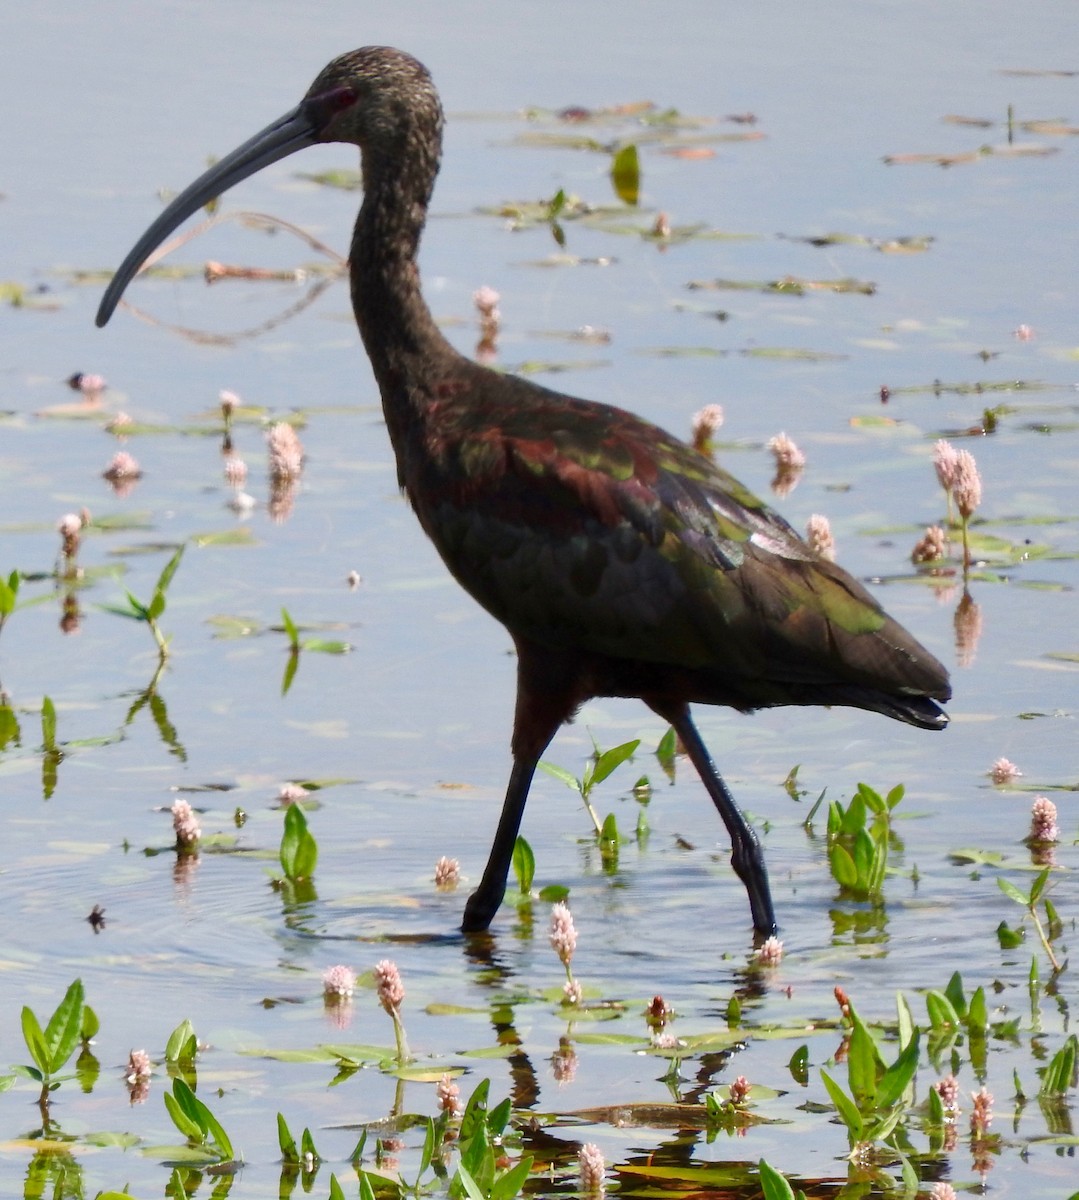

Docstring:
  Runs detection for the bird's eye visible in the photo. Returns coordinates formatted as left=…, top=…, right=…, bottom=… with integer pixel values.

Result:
left=322, top=84, right=358, bottom=113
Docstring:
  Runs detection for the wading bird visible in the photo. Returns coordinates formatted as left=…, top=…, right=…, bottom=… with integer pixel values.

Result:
left=97, top=48, right=950, bottom=937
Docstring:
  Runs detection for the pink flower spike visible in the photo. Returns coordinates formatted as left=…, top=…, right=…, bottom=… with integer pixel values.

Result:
left=934, top=1074, right=960, bottom=1113
left=691, top=403, right=725, bottom=451
left=126, top=1049, right=152, bottom=1082
left=57, top=513, right=82, bottom=557
left=323, top=964, right=356, bottom=1001
left=563, top=978, right=584, bottom=1006
left=224, top=456, right=248, bottom=486
left=278, top=782, right=310, bottom=805
left=989, top=758, right=1021, bottom=785
left=805, top=515, right=835, bottom=561
left=267, top=421, right=304, bottom=480
left=970, top=1085, right=993, bottom=1133
left=434, top=855, right=460, bottom=889
left=103, top=451, right=141, bottom=481
left=472, top=285, right=501, bottom=318
left=953, top=449, right=982, bottom=520
left=1013, top=324, right=1034, bottom=341
left=912, top=524, right=947, bottom=564
left=171, top=798, right=201, bottom=847
left=767, top=432, right=805, bottom=469
left=374, top=959, right=405, bottom=1014
left=1029, top=796, right=1059, bottom=844
left=930, top=1184, right=957, bottom=1200
left=549, top=902, right=578, bottom=967
left=436, top=1072, right=463, bottom=1117
left=578, top=1143, right=606, bottom=1194
left=729, top=1075, right=751, bottom=1105
left=755, top=935, right=783, bottom=966
left=933, top=439, right=960, bottom=493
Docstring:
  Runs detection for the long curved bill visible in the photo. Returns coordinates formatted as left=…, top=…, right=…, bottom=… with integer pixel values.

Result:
left=96, top=103, right=319, bottom=327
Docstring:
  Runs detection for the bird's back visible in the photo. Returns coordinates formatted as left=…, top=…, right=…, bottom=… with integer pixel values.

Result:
left=395, top=362, right=950, bottom=727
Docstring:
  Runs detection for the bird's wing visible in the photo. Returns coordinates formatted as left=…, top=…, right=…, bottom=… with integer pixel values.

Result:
left=416, top=387, right=915, bottom=695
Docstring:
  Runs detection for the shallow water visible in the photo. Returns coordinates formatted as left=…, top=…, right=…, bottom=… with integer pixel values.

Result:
left=2, top=3, right=1077, bottom=1198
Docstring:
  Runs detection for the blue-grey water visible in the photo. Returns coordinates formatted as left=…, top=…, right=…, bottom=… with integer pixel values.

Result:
left=1, top=3, right=1076, bottom=1197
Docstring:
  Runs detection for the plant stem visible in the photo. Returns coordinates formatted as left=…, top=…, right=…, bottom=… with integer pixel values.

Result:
left=1029, top=903, right=1062, bottom=974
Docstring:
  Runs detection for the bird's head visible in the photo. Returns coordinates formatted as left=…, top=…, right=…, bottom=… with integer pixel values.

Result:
left=95, top=46, right=442, bottom=327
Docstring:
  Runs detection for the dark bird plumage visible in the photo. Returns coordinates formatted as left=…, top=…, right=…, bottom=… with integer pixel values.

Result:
left=97, top=47, right=950, bottom=938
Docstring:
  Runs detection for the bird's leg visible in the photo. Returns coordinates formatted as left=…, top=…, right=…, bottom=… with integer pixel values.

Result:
left=462, top=756, right=540, bottom=932
left=652, top=702, right=777, bottom=937
left=462, top=645, right=576, bottom=933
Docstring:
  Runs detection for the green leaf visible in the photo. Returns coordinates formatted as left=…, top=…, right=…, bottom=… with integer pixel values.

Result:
left=896, top=992, right=915, bottom=1051
left=281, top=606, right=300, bottom=649
left=788, top=1044, right=809, bottom=1086
left=277, top=1112, right=298, bottom=1162
left=599, top=811, right=619, bottom=843
left=164, top=1088, right=204, bottom=1142
left=1029, top=866, right=1051, bottom=906
left=302, top=638, right=351, bottom=654
left=328, top=1175, right=347, bottom=1200
left=1039, top=1034, right=1077, bottom=1096
left=281, top=803, right=317, bottom=880
left=758, top=1158, right=797, bottom=1200
left=492, top=1156, right=534, bottom=1200
left=847, top=1016, right=879, bottom=1109
left=856, top=782, right=885, bottom=816
left=153, top=545, right=185, bottom=603
left=876, top=1031, right=920, bottom=1109
left=967, top=986, right=988, bottom=1033
left=42, top=979, right=85, bottom=1073
left=925, top=990, right=961, bottom=1030
left=512, top=836, right=535, bottom=893
left=165, top=1019, right=198, bottom=1064
left=80, top=1004, right=100, bottom=1041
left=655, top=725, right=677, bottom=766
left=455, top=1161, right=487, bottom=1200
left=0, top=570, right=18, bottom=615
left=997, top=920, right=1025, bottom=948
left=820, top=1069, right=863, bottom=1140
left=300, top=1126, right=318, bottom=1162
left=829, top=843, right=858, bottom=889
left=943, top=971, right=967, bottom=1020
left=610, top=143, right=640, bottom=205
left=536, top=884, right=569, bottom=903
left=41, top=695, right=57, bottom=750
left=282, top=648, right=300, bottom=695
left=21, top=1007, right=50, bottom=1077
left=537, top=760, right=581, bottom=793
left=592, top=739, right=640, bottom=786
left=357, top=1169, right=378, bottom=1200
left=998, top=876, right=1029, bottom=906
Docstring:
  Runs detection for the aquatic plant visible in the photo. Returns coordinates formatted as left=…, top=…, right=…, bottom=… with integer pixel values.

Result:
left=101, top=545, right=184, bottom=659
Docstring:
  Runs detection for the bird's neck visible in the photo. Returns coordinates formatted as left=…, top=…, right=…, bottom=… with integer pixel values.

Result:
left=350, top=158, right=461, bottom=453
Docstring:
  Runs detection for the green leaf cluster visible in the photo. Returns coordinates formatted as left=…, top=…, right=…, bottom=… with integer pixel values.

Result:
left=826, top=783, right=904, bottom=900
left=163, top=1076, right=235, bottom=1162
left=820, top=998, right=919, bottom=1149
